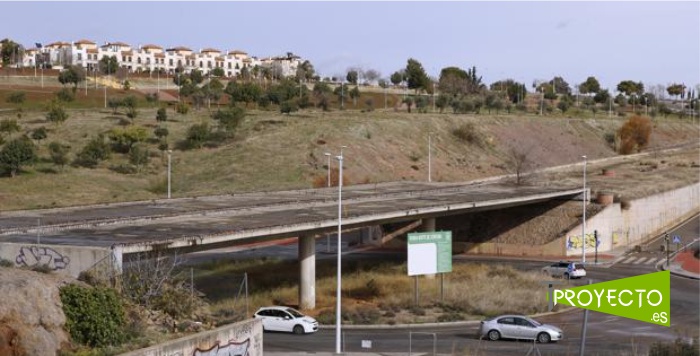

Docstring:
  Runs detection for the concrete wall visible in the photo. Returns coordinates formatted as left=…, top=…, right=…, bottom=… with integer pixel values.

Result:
left=454, top=183, right=699, bottom=258
left=565, top=182, right=700, bottom=256
left=119, top=319, right=262, bottom=356
left=0, top=242, right=113, bottom=278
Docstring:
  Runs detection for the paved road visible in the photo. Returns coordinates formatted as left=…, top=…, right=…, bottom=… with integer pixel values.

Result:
left=258, top=218, right=700, bottom=355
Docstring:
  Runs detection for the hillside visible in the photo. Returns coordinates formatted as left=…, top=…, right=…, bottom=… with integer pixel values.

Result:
left=0, top=82, right=698, bottom=211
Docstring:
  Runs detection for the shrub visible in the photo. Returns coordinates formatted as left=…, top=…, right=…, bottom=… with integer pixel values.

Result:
left=46, top=101, right=69, bottom=124
left=74, top=134, right=111, bottom=168
left=60, top=284, right=126, bottom=347
left=30, top=127, right=48, bottom=142
left=452, top=122, right=486, bottom=148
left=280, top=100, right=299, bottom=115
left=0, top=259, right=14, bottom=267
left=156, top=107, right=167, bottom=122
left=212, top=107, right=245, bottom=131
left=145, top=92, right=159, bottom=103
left=648, top=337, right=699, bottom=356
left=0, top=136, right=36, bottom=177
left=154, top=127, right=169, bottom=140
left=55, top=88, right=75, bottom=102
left=184, top=123, right=211, bottom=149
left=6, top=91, right=25, bottom=104
left=176, top=102, right=189, bottom=115
left=618, top=115, right=652, bottom=154
left=48, top=141, right=71, bottom=169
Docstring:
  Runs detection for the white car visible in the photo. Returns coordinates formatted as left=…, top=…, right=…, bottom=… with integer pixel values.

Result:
left=479, top=315, right=563, bottom=343
left=542, top=261, right=586, bottom=279
left=253, top=306, right=318, bottom=334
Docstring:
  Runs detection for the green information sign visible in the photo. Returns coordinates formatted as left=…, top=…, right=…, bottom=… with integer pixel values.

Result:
left=407, top=231, right=452, bottom=276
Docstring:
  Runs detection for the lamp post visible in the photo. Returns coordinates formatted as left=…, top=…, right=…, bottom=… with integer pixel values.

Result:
left=167, top=150, right=172, bottom=199
left=582, top=155, right=587, bottom=264
left=334, top=148, right=345, bottom=355
left=428, top=134, right=432, bottom=182
left=324, top=152, right=331, bottom=187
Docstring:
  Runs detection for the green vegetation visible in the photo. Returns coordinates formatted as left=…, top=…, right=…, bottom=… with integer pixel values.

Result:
left=60, top=284, right=127, bottom=348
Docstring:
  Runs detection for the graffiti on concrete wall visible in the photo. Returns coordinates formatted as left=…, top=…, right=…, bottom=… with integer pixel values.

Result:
left=193, top=339, right=250, bottom=356
left=566, top=233, right=599, bottom=250
left=15, top=246, right=71, bottom=270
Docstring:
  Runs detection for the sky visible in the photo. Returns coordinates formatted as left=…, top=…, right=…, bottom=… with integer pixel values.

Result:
left=3, top=1, right=700, bottom=92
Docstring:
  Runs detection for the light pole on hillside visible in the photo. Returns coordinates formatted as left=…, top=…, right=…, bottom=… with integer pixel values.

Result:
left=582, top=155, right=587, bottom=264
left=167, top=150, right=172, bottom=199
left=428, top=134, right=432, bottom=183
left=335, top=146, right=345, bottom=355
left=324, top=152, right=331, bottom=187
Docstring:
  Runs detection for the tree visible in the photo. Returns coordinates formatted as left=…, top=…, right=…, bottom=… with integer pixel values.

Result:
left=390, top=70, right=405, bottom=87
left=0, top=136, right=36, bottom=177
left=48, top=141, right=70, bottom=170
left=505, top=146, right=533, bottom=185
left=405, top=58, right=430, bottom=92
left=98, top=55, right=119, bottom=75
left=666, top=83, right=686, bottom=99
left=0, top=38, right=22, bottom=67
left=438, top=66, right=468, bottom=96
left=402, top=96, right=414, bottom=113
left=46, top=101, right=69, bottom=125
left=435, top=94, right=450, bottom=113
left=156, top=107, right=168, bottom=122
left=346, top=69, right=359, bottom=85
left=57, top=65, right=85, bottom=91
left=363, top=69, right=381, bottom=85
left=579, top=76, right=601, bottom=95
left=490, top=79, right=527, bottom=103
left=349, top=86, right=360, bottom=106
left=593, top=89, right=611, bottom=104
left=210, top=67, right=225, bottom=77
left=617, top=115, right=652, bottom=154
left=296, top=60, right=316, bottom=82
left=548, top=76, right=571, bottom=96
left=129, top=143, right=150, bottom=171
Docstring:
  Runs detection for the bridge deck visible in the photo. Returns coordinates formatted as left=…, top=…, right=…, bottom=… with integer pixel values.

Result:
left=0, top=182, right=582, bottom=250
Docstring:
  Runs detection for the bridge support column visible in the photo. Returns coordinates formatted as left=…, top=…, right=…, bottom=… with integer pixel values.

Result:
left=422, top=217, right=436, bottom=232
left=298, top=234, right=315, bottom=310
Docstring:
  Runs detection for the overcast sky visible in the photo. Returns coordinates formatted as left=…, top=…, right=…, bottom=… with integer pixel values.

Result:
left=5, top=1, right=699, bottom=91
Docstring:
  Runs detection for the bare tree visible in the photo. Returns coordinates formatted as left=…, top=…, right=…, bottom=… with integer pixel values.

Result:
left=505, top=146, right=535, bottom=185
left=120, top=249, right=199, bottom=317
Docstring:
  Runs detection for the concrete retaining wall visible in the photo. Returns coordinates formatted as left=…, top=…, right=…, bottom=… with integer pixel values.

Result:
left=119, top=318, right=262, bottom=356
left=0, top=242, right=112, bottom=278
left=565, top=182, right=700, bottom=256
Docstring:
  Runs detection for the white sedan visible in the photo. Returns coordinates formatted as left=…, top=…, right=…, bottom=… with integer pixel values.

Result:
left=253, top=306, right=318, bottom=335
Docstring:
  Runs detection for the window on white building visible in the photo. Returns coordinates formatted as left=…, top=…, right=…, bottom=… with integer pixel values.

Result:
left=77, top=53, right=82, bottom=61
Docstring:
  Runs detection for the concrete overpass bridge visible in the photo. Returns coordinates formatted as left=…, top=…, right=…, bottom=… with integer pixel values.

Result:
left=0, top=181, right=584, bottom=309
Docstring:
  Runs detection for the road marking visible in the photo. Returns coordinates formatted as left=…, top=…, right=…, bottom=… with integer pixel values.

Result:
left=623, top=257, right=639, bottom=264
left=645, top=258, right=660, bottom=265
left=635, top=257, right=648, bottom=264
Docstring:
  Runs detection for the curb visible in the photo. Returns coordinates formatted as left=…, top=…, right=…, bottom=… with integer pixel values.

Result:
left=317, top=307, right=578, bottom=330
left=657, top=238, right=699, bottom=280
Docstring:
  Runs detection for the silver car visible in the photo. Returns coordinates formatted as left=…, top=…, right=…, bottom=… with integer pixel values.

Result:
left=542, top=261, right=586, bottom=279
left=479, top=315, right=563, bottom=343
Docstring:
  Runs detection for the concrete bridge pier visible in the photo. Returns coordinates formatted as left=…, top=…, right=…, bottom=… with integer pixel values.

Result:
left=422, top=217, right=436, bottom=232
left=298, top=234, right=315, bottom=310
